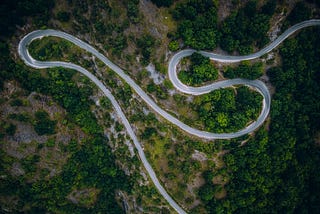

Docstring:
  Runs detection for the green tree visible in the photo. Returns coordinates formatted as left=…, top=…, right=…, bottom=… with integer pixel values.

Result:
left=34, top=110, right=56, bottom=135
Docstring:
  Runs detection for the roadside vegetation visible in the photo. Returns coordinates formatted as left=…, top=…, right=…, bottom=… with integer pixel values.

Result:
left=193, top=86, right=262, bottom=133
left=178, top=53, right=218, bottom=86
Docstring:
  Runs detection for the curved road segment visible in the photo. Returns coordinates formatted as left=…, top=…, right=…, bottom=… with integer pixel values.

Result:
left=18, top=19, right=320, bottom=213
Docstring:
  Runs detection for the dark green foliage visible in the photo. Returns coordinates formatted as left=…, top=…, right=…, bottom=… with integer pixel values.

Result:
left=8, top=113, right=31, bottom=122
left=0, top=1, right=131, bottom=212
left=220, top=0, right=275, bottom=54
left=116, top=83, right=132, bottom=107
left=57, top=11, right=70, bottom=22
left=199, top=184, right=216, bottom=201
left=34, top=110, right=56, bottom=135
left=306, top=0, right=320, bottom=6
left=141, top=127, right=157, bottom=139
left=168, top=40, right=179, bottom=52
left=0, top=0, right=54, bottom=37
left=100, top=97, right=112, bottom=109
left=205, top=27, right=320, bottom=213
left=109, top=33, right=128, bottom=56
left=194, top=86, right=262, bottom=133
left=29, top=38, right=71, bottom=61
left=137, top=34, right=155, bottom=66
left=224, top=62, right=263, bottom=80
left=9, top=98, right=23, bottom=106
left=179, top=52, right=218, bottom=85
left=21, top=155, right=40, bottom=173
left=4, top=123, right=17, bottom=136
left=150, top=0, right=174, bottom=7
left=173, top=0, right=219, bottom=50
left=1, top=136, right=131, bottom=213
left=261, top=0, right=277, bottom=16
left=127, top=0, right=140, bottom=23
left=287, top=2, right=311, bottom=25
left=146, top=81, right=168, bottom=99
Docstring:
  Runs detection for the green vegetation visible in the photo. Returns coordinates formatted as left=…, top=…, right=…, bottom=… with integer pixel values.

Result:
left=224, top=61, right=264, bottom=80
left=179, top=52, right=218, bottom=86
left=136, top=34, right=156, bottom=66
left=0, top=122, right=16, bottom=137
left=126, top=0, right=140, bottom=23
left=8, top=113, right=31, bottom=122
left=1, top=135, right=131, bottom=213
left=168, top=40, right=179, bottom=52
left=171, top=0, right=276, bottom=53
left=9, top=98, right=23, bottom=106
left=29, top=37, right=73, bottom=61
left=1, top=0, right=320, bottom=213
left=193, top=86, right=262, bottom=133
left=34, top=110, right=56, bottom=135
left=150, top=0, right=174, bottom=7
left=172, top=0, right=219, bottom=50
left=0, top=0, right=54, bottom=37
left=0, top=9, right=132, bottom=210
left=109, top=33, right=128, bottom=56
left=56, top=11, right=70, bottom=22
left=202, top=23, right=320, bottom=214
left=146, top=81, right=168, bottom=99
left=220, top=0, right=276, bottom=54
left=286, top=2, right=311, bottom=26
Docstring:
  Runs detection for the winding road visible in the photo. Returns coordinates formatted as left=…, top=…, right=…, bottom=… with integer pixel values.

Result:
left=18, top=19, right=320, bottom=213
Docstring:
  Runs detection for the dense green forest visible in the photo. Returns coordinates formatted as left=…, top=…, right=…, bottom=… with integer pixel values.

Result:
left=220, top=0, right=276, bottom=54
left=170, top=0, right=277, bottom=54
left=173, top=0, right=219, bottom=50
left=199, top=9, right=320, bottom=214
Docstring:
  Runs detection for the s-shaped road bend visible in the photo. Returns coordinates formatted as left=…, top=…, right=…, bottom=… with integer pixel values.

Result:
left=18, top=19, right=320, bottom=213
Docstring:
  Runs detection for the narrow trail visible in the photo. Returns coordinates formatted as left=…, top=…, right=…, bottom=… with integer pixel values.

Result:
left=18, top=19, right=320, bottom=213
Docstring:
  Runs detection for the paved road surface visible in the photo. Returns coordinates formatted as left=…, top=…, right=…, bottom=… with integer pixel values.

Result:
left=18, top=19, right=320, bottom=213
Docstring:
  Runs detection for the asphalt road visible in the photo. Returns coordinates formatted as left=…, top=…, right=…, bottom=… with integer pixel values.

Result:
left=18, top=19, right=320, bottom=213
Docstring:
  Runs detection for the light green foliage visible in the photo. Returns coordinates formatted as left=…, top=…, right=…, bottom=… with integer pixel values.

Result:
left=29, top=38, right=72, bottom=61
left=216, top=113, right=228, bottom=128
left=193, top=86, right=262, bottom=133
left=168, top=40, right=179, bottom=52
left=179, top=52, right=218, bottom=86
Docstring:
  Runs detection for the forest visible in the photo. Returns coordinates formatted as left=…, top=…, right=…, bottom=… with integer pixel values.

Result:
left=196, top=3, right=320, bottom=213
left=170, top=0, right=277, bottom=54
left=0, top=1, right=133, bottom=212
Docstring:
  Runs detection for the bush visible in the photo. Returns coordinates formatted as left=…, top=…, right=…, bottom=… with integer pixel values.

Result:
left=57, top=11, right=70, bottom=22
left=34, top=110, right=56, bottom=135
left=151, top=0, right=173, bottom=7
left=168, top=40, right=179, bottom=51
